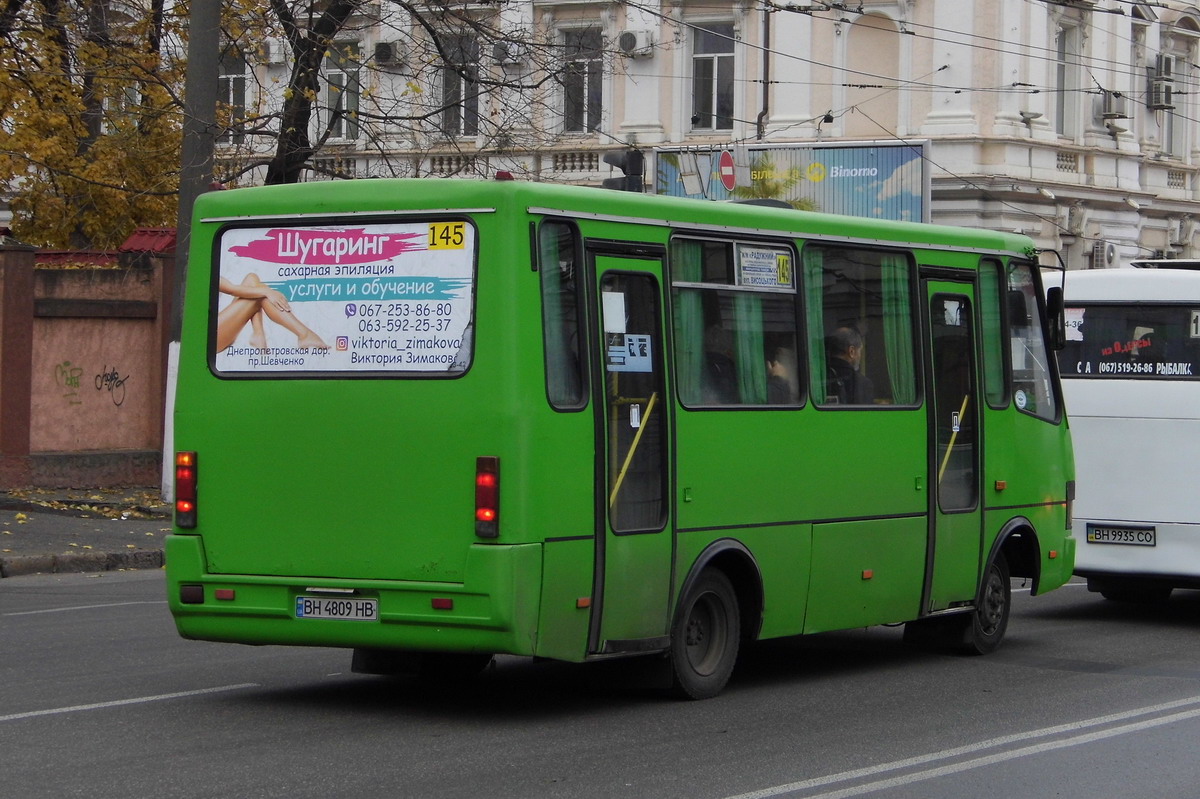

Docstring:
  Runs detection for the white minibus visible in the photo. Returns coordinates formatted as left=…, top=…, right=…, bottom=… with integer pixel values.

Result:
left=1058, top=267, right=1200, bottom=601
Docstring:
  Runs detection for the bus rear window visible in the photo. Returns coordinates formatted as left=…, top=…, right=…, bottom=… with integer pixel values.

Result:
left=212, top=220, right=475, bottom=376
left=1061, top=304, right=1200, bottom=379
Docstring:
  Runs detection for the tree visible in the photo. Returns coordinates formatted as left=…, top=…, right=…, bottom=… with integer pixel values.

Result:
left=0, top=0, right=184, bottom=248
left=1, top=0, right=640, bottom=246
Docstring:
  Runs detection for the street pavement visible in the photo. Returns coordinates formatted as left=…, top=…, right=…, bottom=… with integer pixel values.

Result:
left=0, top=487, right=171, bottom=577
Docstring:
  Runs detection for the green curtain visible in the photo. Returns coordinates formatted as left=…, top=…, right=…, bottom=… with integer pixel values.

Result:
left=881, top=253, right=916, bottom=405
left=734, top=293, right=766, bottom=404
left=803, top=247, right=827, bottom=403
left=978, top=261, right=1006, bottom=405
left=672, top=241, right=705, bottom=404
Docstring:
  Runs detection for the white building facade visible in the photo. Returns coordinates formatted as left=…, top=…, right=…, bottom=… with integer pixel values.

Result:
left=216, top=0, right=1200, bottom=270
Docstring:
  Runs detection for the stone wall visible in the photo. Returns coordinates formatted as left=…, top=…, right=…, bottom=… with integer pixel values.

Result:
left=0, top=244, right=172, bottom=488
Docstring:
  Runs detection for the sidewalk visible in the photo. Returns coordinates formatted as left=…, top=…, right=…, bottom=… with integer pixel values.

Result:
left=0, top=488, right=172, bottom=578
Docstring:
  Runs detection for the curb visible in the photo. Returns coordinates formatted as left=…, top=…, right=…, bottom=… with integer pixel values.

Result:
left=0, top=549, right=164, bottom=578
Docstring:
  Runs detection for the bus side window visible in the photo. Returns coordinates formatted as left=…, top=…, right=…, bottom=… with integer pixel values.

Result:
left=1006, top=261, right=1058, bottom=421
left=804, top=245, right=917, bottom=407
left=670, top=238, right=801, bottom=407
left=979, top=259, right=1008, bottom=407
left=539, top=221, right=586, bottom=409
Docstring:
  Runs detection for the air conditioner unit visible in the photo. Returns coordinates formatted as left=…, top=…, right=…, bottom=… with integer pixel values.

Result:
left=1092, top=240, right=1118, bottom=268
left=375, top=41, right=406, bottom=68
left=492, top=41, right=527, bottom=66
left=1148, top=81, right=1175, bottom=111
left=259, top=39, right=285, bottom=66
left=1156, top=53, right=1176, bottom=82
left=617, top=29, right=655, bottom=58
left=1101, top=91, right=1128, bottom=120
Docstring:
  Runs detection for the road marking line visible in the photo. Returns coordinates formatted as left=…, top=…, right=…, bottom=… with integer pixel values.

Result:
left=3, top=601, right=167, bottom=617
left=0, top=684, right=259, bottom=723
left=725, top=694, right=1200, bottom=799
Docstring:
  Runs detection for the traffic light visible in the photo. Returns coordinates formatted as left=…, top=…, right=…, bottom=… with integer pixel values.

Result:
left=601, top=148, right=644, bottom=192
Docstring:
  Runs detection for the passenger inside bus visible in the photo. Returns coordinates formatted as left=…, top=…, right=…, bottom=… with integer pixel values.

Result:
left=703, top=323, right=739, bottom=403
left=825, top=326, right=875, bottom=404
left=767, top=346, right=799, bottom=404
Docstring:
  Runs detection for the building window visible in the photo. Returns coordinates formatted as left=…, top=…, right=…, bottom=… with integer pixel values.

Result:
left=563, top=27, right=602, bottom=133
left=325, top=43, right=361, bottom=140
left=1053, top=25, right=1080, bottom=138
left=691, top=23, right=734, bottom=131
left=1163, top=49, right=1195, bottom=159
left=218, top=45, right=247, bottom=144
left=441, top=34, right=480, bottom=138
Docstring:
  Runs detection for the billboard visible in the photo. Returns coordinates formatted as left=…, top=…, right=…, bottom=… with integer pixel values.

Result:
left=654, top=141, right=929, bottom=223
left=213, top=221, right=475, bottom=375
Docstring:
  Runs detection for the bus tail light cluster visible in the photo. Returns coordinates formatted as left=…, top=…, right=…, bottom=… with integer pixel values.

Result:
left=475, top=456, right=499, bottom=538
left=176, top=451, right=198, bottom=529
left=1065, top=480, right=1075, bottom=530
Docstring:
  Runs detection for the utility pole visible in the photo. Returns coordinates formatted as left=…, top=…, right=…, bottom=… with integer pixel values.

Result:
left=172, top=1, right=220, bottom=338
left=165, top=2, right=220, bottom=497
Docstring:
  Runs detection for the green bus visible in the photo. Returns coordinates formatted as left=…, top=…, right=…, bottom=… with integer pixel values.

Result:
left=166, top=176, right=1075, bottom=699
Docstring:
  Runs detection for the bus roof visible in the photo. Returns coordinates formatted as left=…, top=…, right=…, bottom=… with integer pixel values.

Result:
left=195, top=178, right=1035, bottom=258
left=1061, top=267, right=1200, bottom=302
left=1128, top=259, right=1200, bottom=270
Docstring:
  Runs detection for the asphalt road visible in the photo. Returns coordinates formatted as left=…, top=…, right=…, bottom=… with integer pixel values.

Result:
left=3, top=571, right=1200, bottom=799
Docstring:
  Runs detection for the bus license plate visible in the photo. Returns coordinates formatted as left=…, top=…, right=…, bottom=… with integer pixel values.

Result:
left=295, top=596, right=378, bottom=621
left=1086, top=525, right=1156, bottom=546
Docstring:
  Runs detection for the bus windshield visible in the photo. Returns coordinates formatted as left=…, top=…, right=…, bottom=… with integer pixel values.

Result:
left=1060, top=303, right=1200, bottom=379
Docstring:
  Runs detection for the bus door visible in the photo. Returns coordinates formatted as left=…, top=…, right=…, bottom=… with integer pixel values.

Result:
left=587, top=246, right=674, bottom=654
left=923, top=280, right=983, bottom=610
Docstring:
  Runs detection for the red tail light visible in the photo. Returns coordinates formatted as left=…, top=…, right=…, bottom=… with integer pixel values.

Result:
left=475, top=456, right=499, bottom=538
left=176, top=451, right=197, bottom=529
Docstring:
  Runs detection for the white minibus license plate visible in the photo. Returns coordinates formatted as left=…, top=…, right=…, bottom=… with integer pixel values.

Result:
left=1086, top=525, right=1156, bottom=546
left=295, top=596, right=378, bottom=620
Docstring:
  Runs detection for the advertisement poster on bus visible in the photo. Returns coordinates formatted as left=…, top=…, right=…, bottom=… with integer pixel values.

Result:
left=213, top=221, right=475, bottom=374
left=654, top=142, right=928, bottom=223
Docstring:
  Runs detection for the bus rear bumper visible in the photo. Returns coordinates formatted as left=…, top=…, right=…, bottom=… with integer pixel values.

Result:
left=165, top=534, right=544, bottom=657
left=1073, top=519, right=1200, bottom=583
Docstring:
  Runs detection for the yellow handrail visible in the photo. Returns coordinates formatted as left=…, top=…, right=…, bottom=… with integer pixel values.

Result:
left=937, top=394, right=970, bottom=485
left=609, top=391, right=659, bottom=508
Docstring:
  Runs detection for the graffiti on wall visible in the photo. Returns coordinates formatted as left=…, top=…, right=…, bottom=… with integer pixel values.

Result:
left=55, top=361, right=84, bottom=405
left=52, top=360, right=132, bottom=407
left=95, top=365, right=129, bottom=407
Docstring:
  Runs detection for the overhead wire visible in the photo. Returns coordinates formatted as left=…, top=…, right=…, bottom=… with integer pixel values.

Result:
left=612, top=0, right=1195, bottom=257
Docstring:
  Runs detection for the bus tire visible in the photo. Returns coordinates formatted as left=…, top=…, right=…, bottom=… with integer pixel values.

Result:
left=903, top=553, right=1011, bottom=655
left=961, top=552, right=1010, bottom=655
left=670, top=569, right=740, bottom=700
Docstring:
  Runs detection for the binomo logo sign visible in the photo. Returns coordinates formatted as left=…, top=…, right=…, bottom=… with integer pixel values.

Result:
left=829, top=165, right=879, bottom=178
left=807, top=162, right=880, bottom=181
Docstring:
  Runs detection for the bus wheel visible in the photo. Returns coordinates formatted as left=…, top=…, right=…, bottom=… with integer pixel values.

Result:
left=670, top=570, right=740, bottom=700
left=903, top=553, right=1011, bottom=655
left=962, top=552, right=1010, bottom=656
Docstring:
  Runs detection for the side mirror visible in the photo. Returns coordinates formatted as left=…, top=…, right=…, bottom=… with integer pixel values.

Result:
left=1007, top=290, right=1030, bottom=326
left=1045, top=286, right=1066, bottom=351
